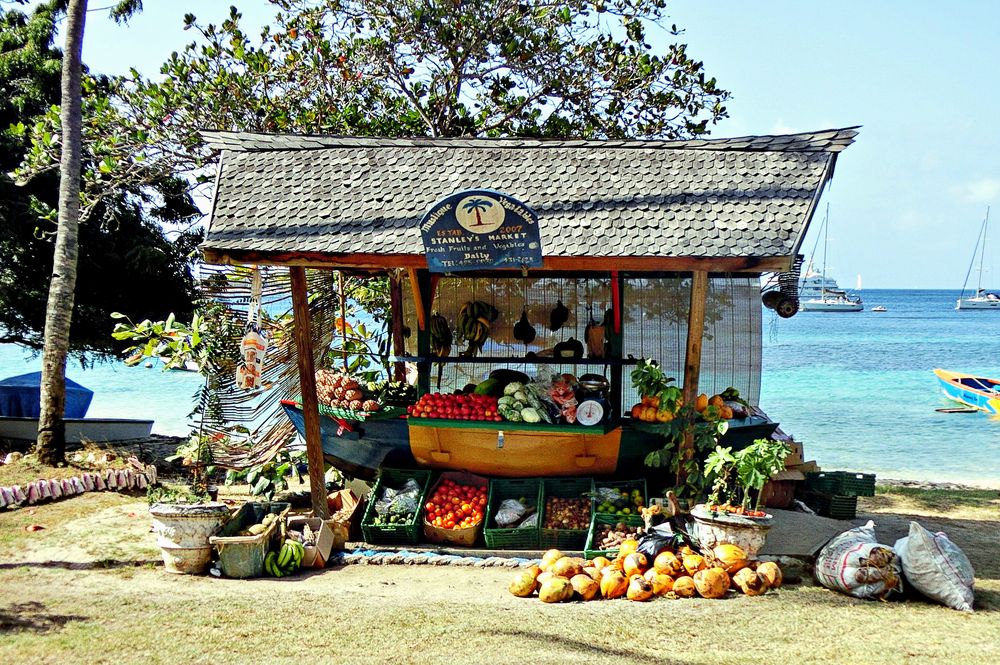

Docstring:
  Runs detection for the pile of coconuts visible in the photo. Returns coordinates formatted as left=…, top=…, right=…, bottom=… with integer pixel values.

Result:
left=508, top=544, right=783, bottom=603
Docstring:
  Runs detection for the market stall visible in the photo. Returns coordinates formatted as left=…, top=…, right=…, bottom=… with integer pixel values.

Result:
left=199, top=127, right=859, bottom=519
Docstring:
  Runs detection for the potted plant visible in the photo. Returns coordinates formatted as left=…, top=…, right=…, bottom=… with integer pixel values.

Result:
left=690, top=438, right=790, bottom=557
left=147, top=433, right=229, bottom=574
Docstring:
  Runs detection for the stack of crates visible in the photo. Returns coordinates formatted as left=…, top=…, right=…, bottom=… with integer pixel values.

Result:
left=804, top=471, right=876, bottom=519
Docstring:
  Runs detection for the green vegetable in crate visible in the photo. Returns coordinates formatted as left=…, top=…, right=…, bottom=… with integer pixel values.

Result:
left=504, top=382, right=525, bottom=397
left=501, top=407, right=523, bottom=422
left=265, top=539, right=304, bottom=577
left=497, top=396, right=515, bottom=408
left=520, top=407, right=542, bottom=423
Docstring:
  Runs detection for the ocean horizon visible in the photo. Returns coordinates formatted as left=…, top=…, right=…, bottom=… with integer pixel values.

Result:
left=2, top=288, right=998, bottom=486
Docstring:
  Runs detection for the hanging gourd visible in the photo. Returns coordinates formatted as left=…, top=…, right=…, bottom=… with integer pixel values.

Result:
left=513, top=308, right=536, bottom=345
left=549, top=299, right=569, bottom=331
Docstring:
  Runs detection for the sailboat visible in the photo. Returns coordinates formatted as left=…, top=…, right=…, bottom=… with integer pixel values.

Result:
left=799, top=204, right=863, bottom=312
left=956, top=207, right=1000, bottom=310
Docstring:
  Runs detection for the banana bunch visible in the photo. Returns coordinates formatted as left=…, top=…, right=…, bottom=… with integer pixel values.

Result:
left=429, top=312, right=452, bottom=358
left=456, top=300, right=498, bottom=356
left=264, top=538, right=304, bottom=577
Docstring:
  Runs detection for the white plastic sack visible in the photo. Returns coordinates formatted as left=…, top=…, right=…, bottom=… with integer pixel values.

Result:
left=815, top=520, right=903, bottom=600
left=894, top=521, right=975, bottom=612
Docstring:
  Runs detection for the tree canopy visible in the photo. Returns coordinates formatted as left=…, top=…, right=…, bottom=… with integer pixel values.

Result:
left=0, top=1, right=200, bottom=358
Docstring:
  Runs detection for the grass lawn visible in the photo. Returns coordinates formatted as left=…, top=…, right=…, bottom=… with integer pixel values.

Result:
left=1, top=489, right=997, bottom=664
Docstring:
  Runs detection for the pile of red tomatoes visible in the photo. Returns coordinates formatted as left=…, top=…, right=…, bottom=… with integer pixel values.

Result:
left=406, top=392, right=501, bottom=421
left=424, top=479, right=488, bottom=530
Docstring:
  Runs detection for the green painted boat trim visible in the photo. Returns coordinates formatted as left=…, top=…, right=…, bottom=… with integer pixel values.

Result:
left=407, top=417, right=618, bottom=435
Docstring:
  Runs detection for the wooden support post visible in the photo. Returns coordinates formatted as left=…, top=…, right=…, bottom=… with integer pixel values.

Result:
left=414, top=270, right=433, bottom=396
left=608, top=271, right=625, bottom=419
left=678, top=270, right=709, bottom=488
left=389, top=273, right=406, bottom=382
left=289, top=266, right=329, bottom=518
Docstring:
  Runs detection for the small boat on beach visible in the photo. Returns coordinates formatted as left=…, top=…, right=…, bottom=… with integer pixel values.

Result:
left=0, top=372, right=154, bottom=442
left=933, top=369, right=1000, bottom=414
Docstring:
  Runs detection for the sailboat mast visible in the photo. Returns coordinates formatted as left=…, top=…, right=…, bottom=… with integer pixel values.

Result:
left=821, top=202, right=829, bottom=299
left=978, top=206, right=990, bottom=294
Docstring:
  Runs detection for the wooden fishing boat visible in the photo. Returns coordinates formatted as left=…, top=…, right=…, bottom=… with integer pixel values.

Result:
left=933, top=369, right=1000, bottom=414
left=0, top=416, right=154, bottom=442
left=281, top=400, right=778, bottom=480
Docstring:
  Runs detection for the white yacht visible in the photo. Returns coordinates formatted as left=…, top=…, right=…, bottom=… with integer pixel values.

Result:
left=798, top=204, right=863, bottom=312
left=956, top=207, right=998, bottom=310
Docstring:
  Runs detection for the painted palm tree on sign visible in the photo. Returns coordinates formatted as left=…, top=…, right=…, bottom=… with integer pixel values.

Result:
left=463, top=197, right=493, bottom=226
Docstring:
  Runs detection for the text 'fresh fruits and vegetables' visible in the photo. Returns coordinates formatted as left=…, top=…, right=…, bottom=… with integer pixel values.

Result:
left=407, top=393, right=500, bottom=421
left=425, top=479, right=487, bottom=530
left=543, top=497, right=590, bottom=530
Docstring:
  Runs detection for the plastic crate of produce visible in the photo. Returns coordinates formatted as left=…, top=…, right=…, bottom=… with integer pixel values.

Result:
left=361, top=468, right=431, bottom=545
left=805, top=471, right=876, bottom=497
left=422, top=470, right=489, bottom=547
left=209, top=501, right=290, bottom=578
left=584, top=512, right=645, bottom=560
left=590, top=478, right=648, bottom=516
left=483, top=478, right=543, bottom=550
left=539, top=477, right=593, bottom=550
left=804, top=492, right=859, bottom=520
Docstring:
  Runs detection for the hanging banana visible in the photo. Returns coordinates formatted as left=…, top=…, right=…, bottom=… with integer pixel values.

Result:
left=456, top=300, right=495, bottom=356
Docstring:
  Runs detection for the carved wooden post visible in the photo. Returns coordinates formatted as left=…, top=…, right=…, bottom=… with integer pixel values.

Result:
left=678, top=271, right=708, bottom=487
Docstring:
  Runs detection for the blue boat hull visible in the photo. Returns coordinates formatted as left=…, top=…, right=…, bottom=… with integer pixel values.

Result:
left=934, top=369, right=1000, bottom=414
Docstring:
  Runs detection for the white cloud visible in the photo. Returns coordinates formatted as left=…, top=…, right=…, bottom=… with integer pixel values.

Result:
left=769, top=119, right=798, bottom=135
left=952, top=177, right=1000, bottom=203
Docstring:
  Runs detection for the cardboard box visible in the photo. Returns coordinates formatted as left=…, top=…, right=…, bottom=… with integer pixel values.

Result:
left=325, top=489, right=361, bottom=549
left=286, top=516, right=334, bottom=568
left=784, top=440, right=804, bottom=467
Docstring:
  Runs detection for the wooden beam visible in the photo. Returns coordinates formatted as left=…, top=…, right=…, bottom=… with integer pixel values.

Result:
left=679, top=270, right=709, bottom=487
left=202, top=248, right=792, bottom=274
left=289, top=266, right=329, bottom=518
left=389, top=272, right=406, bottom=382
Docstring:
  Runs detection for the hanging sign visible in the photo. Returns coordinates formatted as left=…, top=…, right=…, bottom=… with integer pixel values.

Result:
left=419, top=189, right=543, bottom=273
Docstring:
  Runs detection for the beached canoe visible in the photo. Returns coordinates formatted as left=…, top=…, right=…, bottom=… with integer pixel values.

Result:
left=281, top=400, right=778, bottom=480
left=933, top=368, right=1000, bottom=414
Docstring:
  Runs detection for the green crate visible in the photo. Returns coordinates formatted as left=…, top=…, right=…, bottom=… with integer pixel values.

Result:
left=590, top=478, right=648, bottom=517
left=804, top=492, right=859, bottom=520
left=584, top=512, right=646, bottom=560
left=539, top=477, right=593, bottom=550
left=805, top=472, right=876, bottom=497
left=361, top=468, right=431, bottom=545
left=210, top=501, right=290, bottom=579
left=483, top=478, right=543, bottom=550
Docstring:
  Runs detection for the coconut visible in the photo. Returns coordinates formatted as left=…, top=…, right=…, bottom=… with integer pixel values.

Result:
left=600, top=570, right=629, bottom=599
left=618, top=539, right=640, bottom=558
left=524, top=564, right=542, bottom=580
left=644, top=569, right=675, bottom=596
left=508, top=570, right=538, bottom=597
left=552, top=557, right=583, bottom=579
left=622, top=552, right=649, bottom=578
left=570, top=574, right=600, bottom=601
left=682, top=553, right=707, bottom=576
left=693, top=567, right=730, bottom=599
left=712, top=544, right=749, bottom=574
left=540, top=549, right=564, bottom=572
left=756, top=561, right=783, bottom=589
left=654, top=551, right=685, bottom=577
left=733, top=567, right=770, bottom=596
left=583, top=566, right=601, bottom=582
left=672, top=575, right=697, bottom=598
left=591, top=556, right=611, bottom=571
left=536, top=571, right=554, bottom=587
left=627, top=575, right=654, bottom=602
left=539, top=577, right=574, bottom=603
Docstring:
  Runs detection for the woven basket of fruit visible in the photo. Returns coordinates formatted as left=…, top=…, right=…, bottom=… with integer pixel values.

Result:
left=422, top=471, right=489, bottom=547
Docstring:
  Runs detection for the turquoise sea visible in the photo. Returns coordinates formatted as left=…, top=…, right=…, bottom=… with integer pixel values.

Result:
left=2, top=288, right=998, bottom=485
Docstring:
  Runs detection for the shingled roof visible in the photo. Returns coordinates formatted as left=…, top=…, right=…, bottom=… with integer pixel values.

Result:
left=200, top=127, right=858, bottom=273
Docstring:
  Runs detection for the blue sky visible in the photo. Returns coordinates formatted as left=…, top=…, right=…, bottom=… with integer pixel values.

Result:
left=33, top=0, right=1000, bottom=288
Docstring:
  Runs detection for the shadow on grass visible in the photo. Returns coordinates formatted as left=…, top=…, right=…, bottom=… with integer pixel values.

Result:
left=490, top=627, right=692, bottom=664
left=0, top=601, right=85, bottom=634
left=0, top=559, right=159, bottom=571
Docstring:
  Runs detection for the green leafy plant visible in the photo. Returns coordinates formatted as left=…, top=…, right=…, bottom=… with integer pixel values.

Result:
left=163, top=433, right=219, bottom=496
left=704, top=438, right=790, bottom=514
left=630, top=359, right=682, bottom=410
left=224, top=448, right=307, bottom=501
left=146, top=483, right=210, bottom=506
left=642, top=407, right=728, bottom=500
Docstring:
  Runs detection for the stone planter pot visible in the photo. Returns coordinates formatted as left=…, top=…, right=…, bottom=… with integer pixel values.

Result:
left=690, top=504, right=774, bottom=558
left=149, top=502, right=229, bottom=574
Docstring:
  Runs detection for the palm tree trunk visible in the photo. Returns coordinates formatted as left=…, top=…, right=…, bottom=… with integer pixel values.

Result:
left=36, top=0, right=88, bottom=466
